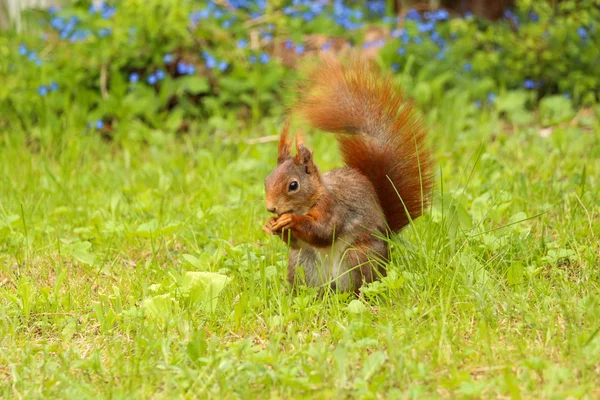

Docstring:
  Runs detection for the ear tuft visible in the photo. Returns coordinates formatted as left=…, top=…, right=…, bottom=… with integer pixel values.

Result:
left=277, top=120, right=292, bottom=164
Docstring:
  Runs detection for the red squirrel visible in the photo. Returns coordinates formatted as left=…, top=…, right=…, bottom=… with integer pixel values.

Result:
left=262, top=56, right=433, bottom=293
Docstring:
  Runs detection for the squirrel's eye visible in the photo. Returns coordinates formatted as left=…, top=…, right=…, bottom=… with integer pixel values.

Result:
left=288, top=181, right=299, bottom=191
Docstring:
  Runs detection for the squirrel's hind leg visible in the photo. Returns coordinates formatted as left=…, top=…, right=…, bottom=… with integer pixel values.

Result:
left=346, top=239, right=389, bottom=294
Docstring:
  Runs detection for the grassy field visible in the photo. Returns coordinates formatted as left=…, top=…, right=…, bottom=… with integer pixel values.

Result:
left=1, top=99, right=599, bottom=398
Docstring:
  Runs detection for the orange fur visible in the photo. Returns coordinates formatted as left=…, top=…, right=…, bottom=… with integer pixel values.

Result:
left=293, top=56, right=433, bottom=232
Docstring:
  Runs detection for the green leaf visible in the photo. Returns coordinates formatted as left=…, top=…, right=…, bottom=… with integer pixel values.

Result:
left=69, top=241, right=96, bottom=266
left=361, top=351, right=386, bottom=380
left=180, top=271, right=231, bottom=313
left=347, top=300, right=367, bottom=314
left=177, top=76, right=210, bottom=94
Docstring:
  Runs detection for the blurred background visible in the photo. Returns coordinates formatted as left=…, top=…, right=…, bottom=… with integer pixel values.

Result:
left=0, top=0, right=597, bottom=140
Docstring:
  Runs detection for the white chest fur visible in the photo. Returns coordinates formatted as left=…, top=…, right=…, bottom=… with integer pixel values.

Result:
left=312, top=237, right=353, bottom=291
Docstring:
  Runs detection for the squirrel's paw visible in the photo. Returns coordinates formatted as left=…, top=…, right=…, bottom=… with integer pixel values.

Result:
left=271, top=213, right=294, bottom=233
left=262, top=216, right=278, bottom=234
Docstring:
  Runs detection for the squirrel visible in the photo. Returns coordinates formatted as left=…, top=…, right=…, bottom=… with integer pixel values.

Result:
left=262, top=56, right=433, bottom=294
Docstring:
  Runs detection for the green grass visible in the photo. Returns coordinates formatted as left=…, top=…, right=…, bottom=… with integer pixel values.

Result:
left=1, top=100, right=599, bottom=399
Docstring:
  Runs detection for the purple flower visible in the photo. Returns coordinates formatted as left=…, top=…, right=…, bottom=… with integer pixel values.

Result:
left=284, top=40, right=294, bottom=49
left=38, top=86, right=48, bottom=96
left=295, top=45, right=305, bottom=55
left=237, top=39, right=248, bottom=49
left=321, top=42, right=332, bottom=51
left=164, top=54, right=175, bottom=64
left=147, top=74, right=157, bottom=85
left=129, top=73, right=140, bottom=83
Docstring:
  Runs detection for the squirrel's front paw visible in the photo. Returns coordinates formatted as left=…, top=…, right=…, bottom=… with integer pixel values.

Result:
left=271, top=213, right=295, bottom=233
left=262, top=216, right=278, bottom=234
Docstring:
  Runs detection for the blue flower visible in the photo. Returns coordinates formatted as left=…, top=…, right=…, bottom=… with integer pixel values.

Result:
left=436, top=51, right=445, bottom=60
left=284, top=40, right=294, bottom=49
left=259, top=53, right=270, bottom=64
left=222, top=19, right=232, bottom=28
left=129, top=27, right=136, bottom=35
left=433, top=9, right=449, bottom=21
left=563, top=92, right=571, bottom=99
left=98, top=28, right=112, bottom=38
left=206, top=57, right=216, bottom=69
left=464, top=11, right=473, bottom=18
left=177, top=61, right=187, bottom=74
left=147, top=74, right=157, bottom=85
left=129, top=72, right=140, bottom=83
left=237, top=39, right=248, bottom=49
left=262, top=33, right=273, bottom=42
left=218, top=61, right=228, bottom=71
left=213, top=9, right=223, bottom=19
left=474, top=100, right=481, bottom=108
left=186, top=64, right=196, bottom=75
left=321, top=42, right=332, bottom=51
left=463, top=62, right=472, bottom=72
left=398, top=47, right=406, bottom=56
left=577, top=27, right=588, bottom=39
left=524, top=79, right=536, bottom=89
left=417, top=21, right=435, bottom=33
left=18, top=44, right=27, bottom=56
left=529, top=11, right=539, bottom=22
left=249, top=55, right=257, bottom=64
left=38, top=86, right=48, bottom=96
left=295, top=45, right=305, bottom=55
left=303, top=11, right=315, bottom=22
left=35, top=59, right=42, bottom=67
left=101, top=6, right=116, bottom=19
left=95, top=120, right=104, bottom=130
left=28, top=51, right=37, bottom=61
left=50, top=82, right=59, bottom=92
left=156, top=69, right=166, bottom=80
left=391, top=63, right=399, bottom=72
left=164, top=54, right=175, bottom=64
left=405, top=8, right=421, bottom=21
left=413, top=36, right=423, bottom=44
left=487, top=93, right=496, bottom=103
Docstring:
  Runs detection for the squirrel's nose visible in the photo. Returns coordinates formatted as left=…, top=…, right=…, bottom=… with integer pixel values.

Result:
left=267, top=207, right=276, bottom=214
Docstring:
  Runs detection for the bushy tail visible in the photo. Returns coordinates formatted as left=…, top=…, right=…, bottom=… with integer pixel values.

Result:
left=293, top=56, right=433, bottom=233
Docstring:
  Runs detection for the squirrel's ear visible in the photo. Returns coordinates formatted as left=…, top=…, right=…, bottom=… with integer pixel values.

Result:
left=277, top=120, right=291, bottom=164
left=295, top=142, right=315, bottom=174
